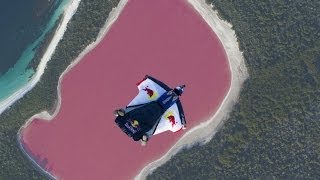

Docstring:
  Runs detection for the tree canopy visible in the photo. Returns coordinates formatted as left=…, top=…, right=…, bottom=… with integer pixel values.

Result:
left=148, top=0, right=320, bottom=179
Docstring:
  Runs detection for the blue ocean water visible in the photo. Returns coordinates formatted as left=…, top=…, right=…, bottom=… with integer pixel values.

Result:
left=0, top=0, right=69, bottom=101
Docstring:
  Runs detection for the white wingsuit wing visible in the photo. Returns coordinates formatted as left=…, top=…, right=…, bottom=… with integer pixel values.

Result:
left=128, top=75, right=186, bottom=135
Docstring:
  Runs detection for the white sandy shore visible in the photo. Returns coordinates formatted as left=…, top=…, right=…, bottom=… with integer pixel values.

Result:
left=135, top=0, right=248, bottom=179
left=0, top=0, right=81, bottom=115
left=17, top=0, right=128, bottom=179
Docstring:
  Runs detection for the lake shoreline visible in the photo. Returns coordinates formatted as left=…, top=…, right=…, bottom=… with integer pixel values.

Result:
left=135, top=0, right=248, bottom=179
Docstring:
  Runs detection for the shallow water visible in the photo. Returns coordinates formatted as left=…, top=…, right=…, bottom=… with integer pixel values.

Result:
left=0, top=0, right=69, bottom=101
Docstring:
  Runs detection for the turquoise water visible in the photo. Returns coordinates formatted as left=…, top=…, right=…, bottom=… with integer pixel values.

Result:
left=0, top=0, right=70, bottom=101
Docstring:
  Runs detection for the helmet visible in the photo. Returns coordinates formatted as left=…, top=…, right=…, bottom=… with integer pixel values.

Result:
left=173, top=85, right=185, bottom=96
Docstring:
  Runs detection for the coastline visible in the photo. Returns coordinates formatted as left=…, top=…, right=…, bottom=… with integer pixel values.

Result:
left=135, top=0, right=248, bottom=179
left=27, top=14, right=64, bottom=71
left=0, top=0, right=80, bottom=115
left=17, top=136, right=56, bottom=179
left=17, top=0, right=128, bottom=178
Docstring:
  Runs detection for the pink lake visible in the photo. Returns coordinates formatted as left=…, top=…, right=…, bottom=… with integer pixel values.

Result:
left=20, top=0, right=231, bottom=179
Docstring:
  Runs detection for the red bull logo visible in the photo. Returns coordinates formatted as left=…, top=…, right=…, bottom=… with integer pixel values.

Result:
left=125, top=119, right=140, bottom=134
left=143, top=86, right=157, bottom=99
left=165, top=111, right=176, bottom=127
left=167, top=115, right=176, bottom=127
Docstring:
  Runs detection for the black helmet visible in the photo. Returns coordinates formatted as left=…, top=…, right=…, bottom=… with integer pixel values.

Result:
left=173, top=85, right=185, bottom=96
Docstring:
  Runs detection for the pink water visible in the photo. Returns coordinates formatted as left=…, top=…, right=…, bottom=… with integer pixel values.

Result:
left=20, top=0, right=231, bottom=179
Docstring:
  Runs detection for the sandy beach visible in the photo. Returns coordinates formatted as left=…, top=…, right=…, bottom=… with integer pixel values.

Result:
left=135, top=0, right=248, bottom=179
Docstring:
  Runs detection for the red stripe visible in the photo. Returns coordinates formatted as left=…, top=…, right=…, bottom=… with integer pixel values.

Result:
left=136, top=77, right=146, bottom=86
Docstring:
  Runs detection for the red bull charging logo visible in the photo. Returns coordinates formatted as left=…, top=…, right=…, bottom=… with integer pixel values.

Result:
left=165, top=111, right=177, bottom=127
left=143, top=86, right=157, bottom=100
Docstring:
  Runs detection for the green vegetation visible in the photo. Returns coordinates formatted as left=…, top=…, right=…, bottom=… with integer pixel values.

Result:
left=0, top=0, right=119, bottom=178
left=148, top=0, right=320, bottom=179
left=1, top=0, right=319, bottom=179
left=27, top=16, right=63, bottom=71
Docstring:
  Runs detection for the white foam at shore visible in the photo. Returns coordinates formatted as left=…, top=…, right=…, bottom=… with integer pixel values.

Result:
left=0, top=0, right=81, bottom=115
left=135, top=0, right=248, bottom=179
